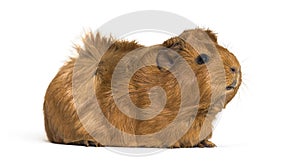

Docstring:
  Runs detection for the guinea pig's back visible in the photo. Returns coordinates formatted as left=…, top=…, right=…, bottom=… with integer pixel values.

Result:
left=43, top=58, right=92, bottom=145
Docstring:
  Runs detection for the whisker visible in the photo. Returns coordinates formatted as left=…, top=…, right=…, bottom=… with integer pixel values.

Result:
left=241, top=81, right=248, bottom=89
left=241, top=57, right=250, bottom=63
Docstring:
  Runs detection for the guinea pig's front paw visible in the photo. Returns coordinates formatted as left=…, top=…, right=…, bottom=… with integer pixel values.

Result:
left=169, top=142, right=181, bottom=148
left=197, top=140, right=216, bottom=148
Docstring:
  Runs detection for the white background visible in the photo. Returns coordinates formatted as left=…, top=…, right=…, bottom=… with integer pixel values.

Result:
left=1, top=0, right=300, bottom=162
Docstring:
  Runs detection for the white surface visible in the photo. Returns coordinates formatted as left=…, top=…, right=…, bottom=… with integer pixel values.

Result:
left=1, top=0, right=300, bottom=162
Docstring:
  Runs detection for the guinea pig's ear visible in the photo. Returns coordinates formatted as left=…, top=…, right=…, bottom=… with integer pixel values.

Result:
left=162, top=37, right=184, bottom=51
left=156, top=48, right=179, bottom=71
left=205, top=29, right=218, bottom=43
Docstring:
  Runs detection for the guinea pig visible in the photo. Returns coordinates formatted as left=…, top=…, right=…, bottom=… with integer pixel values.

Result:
left=43, top=28, right=241, bottom=148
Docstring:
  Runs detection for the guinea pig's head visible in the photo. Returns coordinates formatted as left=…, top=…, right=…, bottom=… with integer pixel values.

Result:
left=157, top=29, right=241, bottom=109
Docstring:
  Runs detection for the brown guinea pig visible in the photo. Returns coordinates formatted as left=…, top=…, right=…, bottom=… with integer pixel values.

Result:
left=43, top=28, right=241, bottom=148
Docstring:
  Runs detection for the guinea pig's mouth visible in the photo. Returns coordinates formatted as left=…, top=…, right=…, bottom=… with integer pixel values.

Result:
left=226, top=80, right=237, bottom=91
left=226, top=86, right=235, bottom=91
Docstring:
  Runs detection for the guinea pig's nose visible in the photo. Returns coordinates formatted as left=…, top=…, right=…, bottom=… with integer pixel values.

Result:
left=231, top=80, right=237, bottom=87
left=230, top=67, right=237, bottom=73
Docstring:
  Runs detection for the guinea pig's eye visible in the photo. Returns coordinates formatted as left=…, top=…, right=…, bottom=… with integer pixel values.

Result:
left=196, top=53, right=209, bottom=65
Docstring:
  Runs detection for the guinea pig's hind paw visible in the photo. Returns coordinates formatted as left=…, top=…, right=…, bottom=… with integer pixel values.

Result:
left=198, top=140, right=216, bottom=148
left=72, top=140, right=102, bottom=147
left=85, top=140, right=103, bottom=147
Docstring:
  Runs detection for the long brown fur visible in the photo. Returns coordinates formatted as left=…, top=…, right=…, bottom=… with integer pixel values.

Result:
left=43, top=28, right=241, bottom=147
